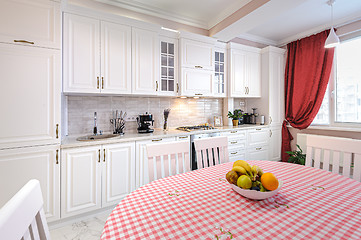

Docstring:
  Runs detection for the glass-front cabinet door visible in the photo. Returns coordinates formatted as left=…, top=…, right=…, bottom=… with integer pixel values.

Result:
left=214, top=45, right=226, bottom=97
left=159, top=36, right=178, bottom=96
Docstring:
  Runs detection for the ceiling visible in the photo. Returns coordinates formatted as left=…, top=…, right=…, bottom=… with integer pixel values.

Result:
left=96, top=0, right=361, bottom=46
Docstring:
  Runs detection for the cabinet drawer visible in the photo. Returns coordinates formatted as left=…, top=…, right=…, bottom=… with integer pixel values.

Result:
left=228, top=139, right=246, bottom=149
left=0, top=0, right=60, bottom=49
left=229, top=150, right=246, bottom=161
left=247, top=128, right=269, bottom=147
left=221, top=130, right=246, bottom=139
left=247, top=146, right=269, bottom=161
left=177, top=135, right=190, bottom=141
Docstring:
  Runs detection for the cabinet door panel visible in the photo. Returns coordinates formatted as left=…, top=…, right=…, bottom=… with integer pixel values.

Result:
left=247, top=51, right=261, bottom=97
left=181, top=68, right=213, bottom=96
left=269, top=52, right=284, bottom=125
left=247, top=147, right=269, bottom=161
left=132, top=28, right=159, bottom=95
left=247, top=128, right=269, bottom=148
left=61, top=146, right=101, bottom=218
left=0, top=0, right=60, bottom=49
left=181, top=39, right=214, bottom=70
left=63, top=13, right=100, bottom=93
left=101, top=21, right=131, bottom=94
left=102, top=142, right=135, bottom=207
left=0, top=145, right=60, bottom=222
left=230, top=50, right=247, bottom=97
left=269, top=126, right=282, bottom=161
left=0, top=44, right=60, bottom=149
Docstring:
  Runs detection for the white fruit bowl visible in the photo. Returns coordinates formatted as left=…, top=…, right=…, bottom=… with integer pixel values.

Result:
left=230, top=180, right=282, bottom=200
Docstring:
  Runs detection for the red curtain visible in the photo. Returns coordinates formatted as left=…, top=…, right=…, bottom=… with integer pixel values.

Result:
left=281, top=30, right=335, bottom=162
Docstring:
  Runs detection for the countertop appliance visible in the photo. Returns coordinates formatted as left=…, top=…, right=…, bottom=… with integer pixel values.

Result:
left=136, top=113, right=154, bottom=133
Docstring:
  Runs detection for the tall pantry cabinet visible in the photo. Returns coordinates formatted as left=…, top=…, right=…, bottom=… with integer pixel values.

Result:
left=0, top=0, right=61, bottom=222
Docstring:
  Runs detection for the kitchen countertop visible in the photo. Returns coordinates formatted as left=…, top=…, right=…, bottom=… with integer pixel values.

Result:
left=61, top=124, right=269, bottom=149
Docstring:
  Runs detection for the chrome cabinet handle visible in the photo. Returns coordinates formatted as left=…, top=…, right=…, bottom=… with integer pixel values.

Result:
left=195, top=65, right=203, bottom=69
left=195, top=93, right=203, bottom=96
left=230, top=141, right=237, bottom=144
left=14, top=40, right=34, bottom=45
left=256, top=147, right=262, bottom=150
left=179, top=136, right=188, bottom=139
left=256, top=128, right=261, bottom=130
left=230, top=131, right=237, bottom=133
left=230, top=152, right=238, bottom=155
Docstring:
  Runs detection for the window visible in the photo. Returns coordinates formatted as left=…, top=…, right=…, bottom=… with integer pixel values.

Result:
left=313, top=37, right=361, bottom=126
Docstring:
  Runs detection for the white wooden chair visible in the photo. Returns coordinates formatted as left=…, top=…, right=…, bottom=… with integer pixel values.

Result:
left=146, top=141, right=191, bottom=182
left=305, top=134, right=361, bottom=181
left=0, top=179, right=50, bottom=240
left=194, top=136, right=229, bottom=169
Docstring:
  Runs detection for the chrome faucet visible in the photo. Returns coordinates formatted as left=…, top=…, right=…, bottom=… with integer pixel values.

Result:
left=93, top=112, right=97, bottom=135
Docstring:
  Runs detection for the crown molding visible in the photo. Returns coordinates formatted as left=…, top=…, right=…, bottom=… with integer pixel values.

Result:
left=237, top=33, right=278, bottom=46
left=95, top=0, right=209, bottom=29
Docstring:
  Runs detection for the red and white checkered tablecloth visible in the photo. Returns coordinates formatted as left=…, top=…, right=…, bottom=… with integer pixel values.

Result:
left=101, top=160, right=361, bottom=239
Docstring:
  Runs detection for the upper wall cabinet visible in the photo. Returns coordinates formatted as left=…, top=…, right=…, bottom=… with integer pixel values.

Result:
left=0, top=0, right=60, bottom=49
left=179, top=34, right=216, bottom=97
left=0, top=44, right=61, bottom=149
left=228, top=42, right=261, bottom=98
left=158, top=36, right=178, bottom=96
left=63, top=13, right=132, bottom=94
left=132, top=27, right=159, bottom=95
left=214, top=42, right=227, bottom=97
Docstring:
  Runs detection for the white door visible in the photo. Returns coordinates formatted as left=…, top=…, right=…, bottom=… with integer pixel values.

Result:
left=180, top=39, right=214, bottom=70
left=269, top=126, right=282, bottom=161
left=135, top=137, right=175, bottom=188
left=132, top=28, right=159, bottom=95
left=247, top=51, right=261, bottom=97
left=0, top=44, right=61, bottom=149
left=269, top=51, right=285, bottom=126
left=0, top=145, right=60, bottom=222
left=102, top=142, right=135, bottom=207
left=101, top=21, right=131, bottom=94
left=180, top=68, right=213, bottom=96
left=0, top=0, right=60, bottom=49
left=229, top=49, right=247, bottom=97
left=63, top=13, right=100, bottom=93
left=61, top=146, right=101, bottom=218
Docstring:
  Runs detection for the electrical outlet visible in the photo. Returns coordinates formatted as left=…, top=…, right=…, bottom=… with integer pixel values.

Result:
left=126, top=116, right=137, bottom=121
left=239, top=101, right=245, bottom=107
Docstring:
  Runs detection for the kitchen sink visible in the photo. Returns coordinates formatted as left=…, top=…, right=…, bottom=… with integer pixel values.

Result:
left=76, top=133, right=120, bottom=141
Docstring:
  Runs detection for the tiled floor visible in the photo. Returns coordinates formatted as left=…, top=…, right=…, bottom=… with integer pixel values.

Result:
left=50, top=212, right=110, bottom=240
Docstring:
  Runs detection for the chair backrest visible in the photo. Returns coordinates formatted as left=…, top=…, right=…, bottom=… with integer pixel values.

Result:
left=305, top=134, right=361, bottom=181
left=194, top=136, right=229, bottom=169
left=0, top=179, right=50, bottom=240
left=146, top=141, right=191, bottom=182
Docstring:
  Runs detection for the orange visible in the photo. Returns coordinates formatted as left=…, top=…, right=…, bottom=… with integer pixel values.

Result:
left=261, top=172, right=279, bottom=191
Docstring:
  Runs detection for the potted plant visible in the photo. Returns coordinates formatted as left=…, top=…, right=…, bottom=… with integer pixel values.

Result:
left=286, top=144, right=306, bottom=165
left=228, top=111, right=241, bottom=126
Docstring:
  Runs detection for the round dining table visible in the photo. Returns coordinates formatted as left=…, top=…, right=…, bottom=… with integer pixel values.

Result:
left=101, top=160, right=361, bottom=239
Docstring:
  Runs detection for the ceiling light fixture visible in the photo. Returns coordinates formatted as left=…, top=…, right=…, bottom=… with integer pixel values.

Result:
left=325, top=0, right=340, bottom=48
left=161, top=27, right=179, bottom=33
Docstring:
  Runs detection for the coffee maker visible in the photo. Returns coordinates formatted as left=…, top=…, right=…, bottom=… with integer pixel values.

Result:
left=136, top=113, right=154, bottom=133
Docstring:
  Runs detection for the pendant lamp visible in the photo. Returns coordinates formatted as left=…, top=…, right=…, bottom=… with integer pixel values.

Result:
left=325, top=0, right=340, bottom=48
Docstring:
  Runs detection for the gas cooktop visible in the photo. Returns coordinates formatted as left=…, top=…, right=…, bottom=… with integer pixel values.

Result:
left=176, top=124, right=215, bottom=132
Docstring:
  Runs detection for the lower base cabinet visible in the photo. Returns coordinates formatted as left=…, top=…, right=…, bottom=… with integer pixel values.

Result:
left=61, top=142, right=135, bottom=218
left=0, top=145, right=60, bottom=222
left=269, top=126, right=282, bottom=161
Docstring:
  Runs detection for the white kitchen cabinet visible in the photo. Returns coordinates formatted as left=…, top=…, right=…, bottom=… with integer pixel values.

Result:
left=228, top=42, right=261, bottom=98
left=246, top=127, right=269, bottom=161
left=220, top=130, right=247, bottom=161
left=61, top=146, right=101, bottom=218
left=180, top=68, right=213, bottom=96
left=132, top=27, right=159, bottom=95
left=180, top=38, right=214, bottom=70
left=247, top=146, right=269, bottom=161
left=179, top=34, right=216, bottom=97
left=0, top=0, right=60, bottom=49
left=101, top=21, right=132, bottom=94
left=214, top=42, right=227, bottom=97
left=61, top=142, right=135, bottom=218
left=159, top=36, right=178, bottom=96
left=269, top=126, right=282, bottom=161
left=0, top=43, right=61, bottom=149
left=0, top=145, right=60, bottom=222
left=136, top=137, right=176, bottom=188
left=102, top=142, right=135, bottom=207
left=63, top=13, right=132, bottom=94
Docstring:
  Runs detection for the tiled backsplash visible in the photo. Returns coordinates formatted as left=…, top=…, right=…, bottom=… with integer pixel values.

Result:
left=66, top=96, right=223, bottom=135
